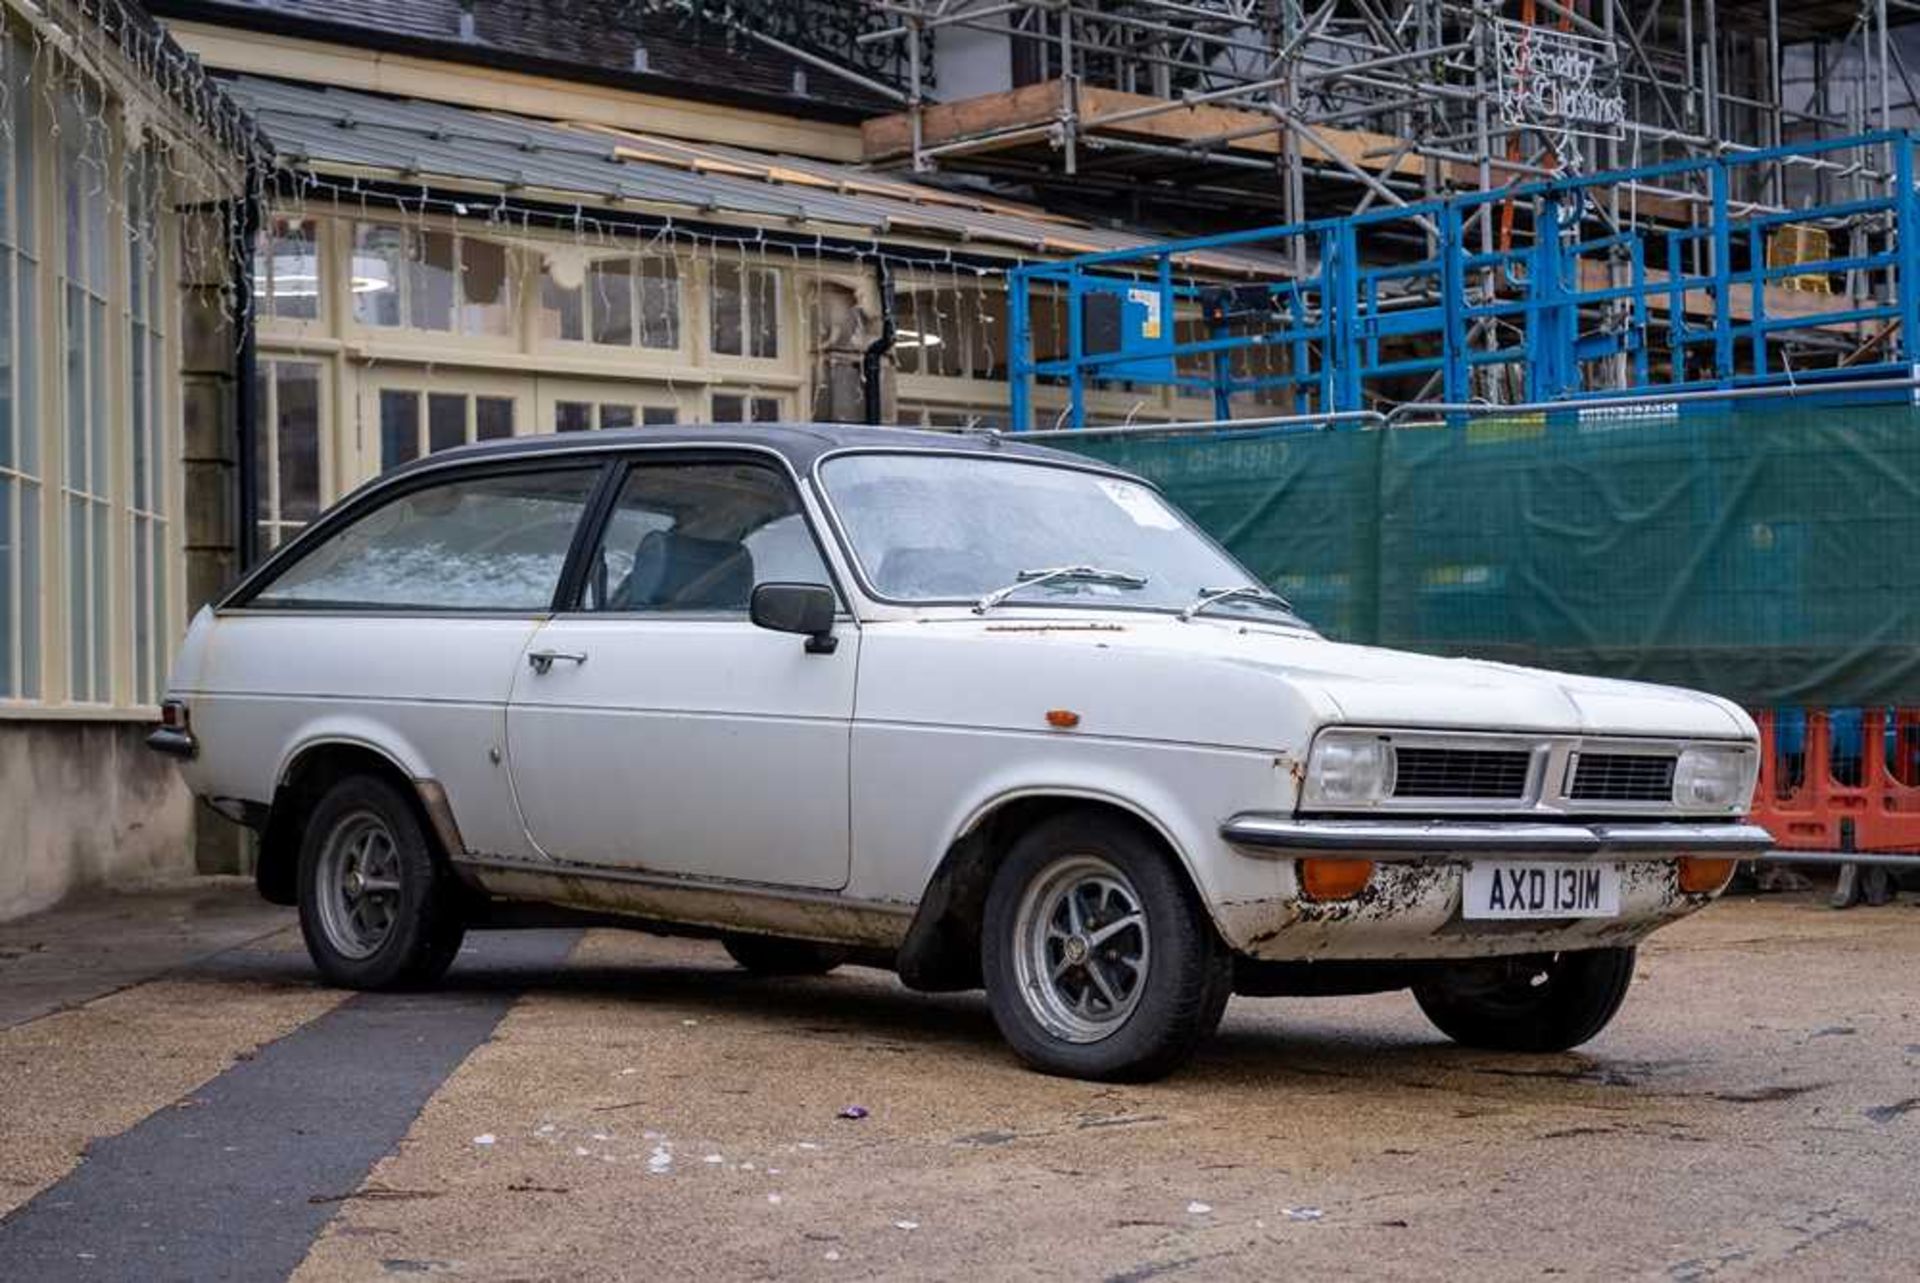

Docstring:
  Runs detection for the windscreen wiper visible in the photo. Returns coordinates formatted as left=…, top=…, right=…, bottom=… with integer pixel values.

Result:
left=973, top=565, right=1149, bottom=614
left=1178, top=584, right=1298, bottom=623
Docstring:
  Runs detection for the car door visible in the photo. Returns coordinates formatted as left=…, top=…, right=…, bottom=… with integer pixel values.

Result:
left=503, top=452, right=856, bottom=889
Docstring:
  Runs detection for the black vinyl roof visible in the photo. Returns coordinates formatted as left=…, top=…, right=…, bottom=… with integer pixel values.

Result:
left=408, top=422, right=1097, bottom=476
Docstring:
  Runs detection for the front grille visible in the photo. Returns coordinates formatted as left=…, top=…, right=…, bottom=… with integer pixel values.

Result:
left=1568, top=753, right=1676, bottom=802
left=1391, top=747, right=1533, bottom=799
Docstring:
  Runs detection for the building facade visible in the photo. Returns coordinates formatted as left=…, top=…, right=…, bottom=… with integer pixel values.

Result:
left=0, top=0, right=256, bottom=919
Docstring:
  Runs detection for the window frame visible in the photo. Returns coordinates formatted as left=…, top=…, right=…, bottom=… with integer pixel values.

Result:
left=708, top=260, right=784, bottom=363
left=534, top=380, right=686, bottom=438
left=253, top=214, right=324, bottom=328
left=364, top=376, right=527, bottom=478
left=256, top=356, right=329, bottom=552
left=56, top=79, right=115, bottom=706
left=555, top=448, right=848, bottom=618
left=223, top=456, right=621, bottom=617
left=537, top=247, right=687, bottom=355
left=0, top=34, right=42, bottom=704
left=126, top=144, right=172, bottom=705
left=709, top=389, right=789, bottom=424
left=348, top=220, right=519, bottom=341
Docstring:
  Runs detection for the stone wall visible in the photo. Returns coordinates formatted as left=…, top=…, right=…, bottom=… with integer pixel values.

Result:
left=0, top=723, right=198, bottom=921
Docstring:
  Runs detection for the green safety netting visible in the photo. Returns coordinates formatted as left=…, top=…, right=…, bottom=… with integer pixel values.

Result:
left=1056, top=400, right=1920, bottom=708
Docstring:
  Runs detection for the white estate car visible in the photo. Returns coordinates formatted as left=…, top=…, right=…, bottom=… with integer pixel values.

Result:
left=151, top=424, right=1772, bottom=1080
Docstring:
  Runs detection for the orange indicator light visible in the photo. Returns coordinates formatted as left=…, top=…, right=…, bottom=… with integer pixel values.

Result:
left=1298, top=858, right=1375, bottom=901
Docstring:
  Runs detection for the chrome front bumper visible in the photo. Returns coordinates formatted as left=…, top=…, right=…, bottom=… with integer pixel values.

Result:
left=1219, top=815, right=1776, bottom=862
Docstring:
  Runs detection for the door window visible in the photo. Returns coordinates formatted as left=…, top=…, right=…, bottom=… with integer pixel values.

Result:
left=247, top=467, right=601, bottom=611
left=579, top=461, right=831, bottom=613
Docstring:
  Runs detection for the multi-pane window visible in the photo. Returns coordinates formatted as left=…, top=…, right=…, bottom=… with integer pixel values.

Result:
left=379, top=389, right=516, bottom=469
left=711, top=263, right=780, bottom=359
left=353, top=224, right=514, bottom=336
left=893, top=282, right=1008, bottom=381
left=127, top=148, right=170, bottom=704
left=554, top=400, right=671, bottom=432
left=541, top=253, right=680, bottom=350
left=59, top=85, right=111, bottom=703
left=255, top=360, right=323, bottom=551
left=0, top=40, right=38, bottom=699
left=253, top=216, right=320, bottom=322
left=711, top=392, right=782, bottom=424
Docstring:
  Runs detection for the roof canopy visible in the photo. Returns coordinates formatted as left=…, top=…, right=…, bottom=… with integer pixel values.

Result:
left=226, top=76, right=1288, bottom=276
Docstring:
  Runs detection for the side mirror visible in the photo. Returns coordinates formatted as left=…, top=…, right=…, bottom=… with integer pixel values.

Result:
left=750, top=582, right=839, bottom=654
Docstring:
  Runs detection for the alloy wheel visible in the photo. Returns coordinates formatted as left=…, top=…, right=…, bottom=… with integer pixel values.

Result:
left=1011, top=854, right=1152, bottom=1043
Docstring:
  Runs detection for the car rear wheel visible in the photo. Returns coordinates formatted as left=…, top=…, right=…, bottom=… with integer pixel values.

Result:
left=981, top=810, right=1231, bottom=1081
left=1412, top=947, right=1636, bottom=1052
left=721, top=934, right=848, bottom=976
left=297, top=774, right=466, bottom=990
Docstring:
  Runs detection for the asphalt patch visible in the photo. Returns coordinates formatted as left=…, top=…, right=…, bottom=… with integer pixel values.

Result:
left=0, top=930, right=579, bottom=1282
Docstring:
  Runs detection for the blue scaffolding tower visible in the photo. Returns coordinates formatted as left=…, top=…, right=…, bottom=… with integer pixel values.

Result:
left=1009, top=132, right=1920, bottom=430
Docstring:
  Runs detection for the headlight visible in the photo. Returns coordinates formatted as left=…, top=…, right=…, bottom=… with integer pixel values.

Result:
left=1673, top=744, right=1757, bottom=811
left=1303, top=731, right=1395, bottom=807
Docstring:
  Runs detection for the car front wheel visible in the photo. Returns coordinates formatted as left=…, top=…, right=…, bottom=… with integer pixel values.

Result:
left=1412, top=947, right=1636, bottom=1052
left=981, top=811, right=1231, bottom=1081
left=297, top=774, right=466, bottom=990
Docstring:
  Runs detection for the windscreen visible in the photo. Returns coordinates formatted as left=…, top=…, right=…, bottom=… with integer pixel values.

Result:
left=819, top=452, right=1308, bottom=625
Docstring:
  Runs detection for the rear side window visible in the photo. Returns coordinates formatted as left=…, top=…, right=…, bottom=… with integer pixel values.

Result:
left=248, top=467, right=602, bottom=611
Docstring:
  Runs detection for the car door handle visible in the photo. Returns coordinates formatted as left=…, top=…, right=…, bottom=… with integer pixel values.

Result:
left=527, top=649, right=588, bottom=675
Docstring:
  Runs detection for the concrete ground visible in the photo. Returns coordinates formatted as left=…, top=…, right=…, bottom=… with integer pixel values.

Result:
left=0, top=884, right=1915, bottom=1281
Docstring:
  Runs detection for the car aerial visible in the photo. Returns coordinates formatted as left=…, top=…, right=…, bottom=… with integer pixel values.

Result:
left=149, top=423, right=1774, bottom=1081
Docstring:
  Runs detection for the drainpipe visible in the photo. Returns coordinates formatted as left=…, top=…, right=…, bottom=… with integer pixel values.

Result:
left=233, top=190, right=261, bottom=571
left=863, top=259, right=897, bottom=425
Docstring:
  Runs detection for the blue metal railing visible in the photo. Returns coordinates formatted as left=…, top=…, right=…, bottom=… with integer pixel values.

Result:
left=1010, top=131, right=1920, bottom=430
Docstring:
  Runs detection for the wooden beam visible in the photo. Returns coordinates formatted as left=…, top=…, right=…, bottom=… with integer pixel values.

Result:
left=863, top=81, right=1069, bottom=160
left=1576, top=260, right=1868, bottom=329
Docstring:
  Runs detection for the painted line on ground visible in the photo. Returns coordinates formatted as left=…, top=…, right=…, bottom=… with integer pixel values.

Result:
left=0, top=929, right=580, bottom=1283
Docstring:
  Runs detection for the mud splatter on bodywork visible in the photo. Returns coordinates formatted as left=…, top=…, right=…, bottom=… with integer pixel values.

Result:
left=1221, top=859, right=1720, bottom=963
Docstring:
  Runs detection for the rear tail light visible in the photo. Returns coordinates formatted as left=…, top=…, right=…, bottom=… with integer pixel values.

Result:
left=1677, top=856, right=1738, bottom=895
left=1298, top=858, right=1375, bottom=901
left=146, top=698, right=198, bottom=759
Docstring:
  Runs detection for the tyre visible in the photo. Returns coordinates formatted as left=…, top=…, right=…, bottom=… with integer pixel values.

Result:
left=297, top=773, right=467, bottom=990
left=981, top=810, right=1231, bottom=1082
left=1412, top=947, right=1637, bottom=1053
left=722, top=934, right=848, bottom=976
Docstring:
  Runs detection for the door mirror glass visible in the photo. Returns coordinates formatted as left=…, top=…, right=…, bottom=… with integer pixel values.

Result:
left=750, top=582, right=837, bottom=652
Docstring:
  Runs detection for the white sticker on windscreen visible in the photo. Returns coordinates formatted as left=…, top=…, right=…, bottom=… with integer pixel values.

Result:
left=1099, top=478, right=1181, bottom=530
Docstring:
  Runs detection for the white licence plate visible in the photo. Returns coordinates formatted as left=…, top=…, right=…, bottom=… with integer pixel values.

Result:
left=1463, top=862, right=1622, bottom=920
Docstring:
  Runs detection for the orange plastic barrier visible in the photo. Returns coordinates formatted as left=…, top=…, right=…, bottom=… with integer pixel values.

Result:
left=1750, top=708, right=1920, bottom=852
